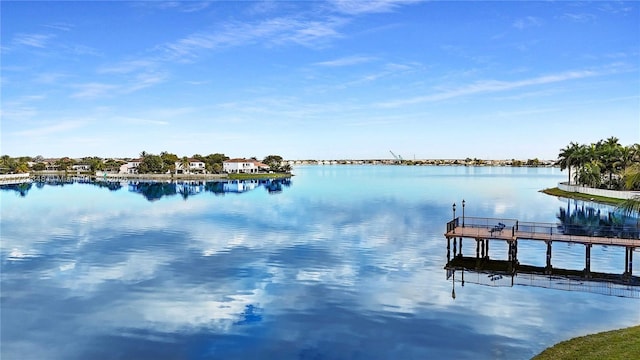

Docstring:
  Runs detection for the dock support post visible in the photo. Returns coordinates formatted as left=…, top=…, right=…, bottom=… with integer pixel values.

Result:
left=485, top=240, right=489, bottom=259
left=625, top=247, right=634, bottom=276
left=453, top=237, right=457, bottom=257
left=476, top=239, right=480, bottom=259
left=585, top=244, right=591, bottom=277
left=545, top=241, right=552, bottom=273
left=459, top=238, right=462, bottom=257
left=508, top=240, right=518, bottom=263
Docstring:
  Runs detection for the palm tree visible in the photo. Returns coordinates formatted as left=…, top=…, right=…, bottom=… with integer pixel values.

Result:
left=616, top=145, right=634, bottom=173
left=622, top=163, right=640, bottom=191
left=557, top=142, right=581, bottom=184
left=571, top=144, right=596, bottom=185
left=180, top=156, right=190, bottom=174
left=597, top=137, right=622, bottom=189
left=577, top=161, right=601, bottom=188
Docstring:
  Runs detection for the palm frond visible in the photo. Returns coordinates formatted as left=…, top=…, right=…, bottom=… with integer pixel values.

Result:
left=617, top=195, right=640, bottom=216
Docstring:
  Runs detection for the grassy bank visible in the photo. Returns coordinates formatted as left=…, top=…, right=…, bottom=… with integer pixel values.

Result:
left=227, top=172, right=292, bottom=180
left=533, top=325, right=640, bottom=360
left=541, top=187, right=625, bottom=206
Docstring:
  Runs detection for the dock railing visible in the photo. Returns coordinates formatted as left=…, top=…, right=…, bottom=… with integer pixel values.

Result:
left=447, top=217, right=639, bottom=242
left=516, top=221, right=639, bottom=241
left=447, top=216, right=518, bottom=238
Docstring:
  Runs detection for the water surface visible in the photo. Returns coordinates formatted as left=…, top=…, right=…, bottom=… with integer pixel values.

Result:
left=1, top=166, right=638, bottom=359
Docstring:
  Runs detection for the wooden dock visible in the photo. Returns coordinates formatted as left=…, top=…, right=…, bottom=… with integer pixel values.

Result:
left=445, top=216, right=639, bottom=276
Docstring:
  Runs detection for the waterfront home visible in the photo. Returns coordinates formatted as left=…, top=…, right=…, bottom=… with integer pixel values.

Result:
left=174, top=159, right=206, bottom=174
left=119, top=159, right=141, bottom=174
left=42, top=158, right=59, bottom=171
left=71, top=164, right=91, bottom=171
left=223, top=158, right=270, bottom=174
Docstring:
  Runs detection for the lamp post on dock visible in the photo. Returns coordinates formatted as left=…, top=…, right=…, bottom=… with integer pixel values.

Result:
left=452, top=203, right=457, bottom=234
left=462, top=199, right=465, bottom=228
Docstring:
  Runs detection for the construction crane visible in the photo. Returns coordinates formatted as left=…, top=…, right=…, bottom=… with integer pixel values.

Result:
left=389, top=150, right=403, bottom=163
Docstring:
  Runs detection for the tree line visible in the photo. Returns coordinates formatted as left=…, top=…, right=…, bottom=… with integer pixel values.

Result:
left=556, top=137, right=640, bottom=191
left=0, top=152, right=291, bottom=174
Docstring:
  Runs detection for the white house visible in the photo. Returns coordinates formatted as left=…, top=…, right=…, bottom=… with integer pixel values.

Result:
left=174, top=159, right=206, bottom=174
left=71, top=164, right=91, bottom=171
left=223, top=158, right=270, bottom=174
left=119, top=159, right=141, bottom=174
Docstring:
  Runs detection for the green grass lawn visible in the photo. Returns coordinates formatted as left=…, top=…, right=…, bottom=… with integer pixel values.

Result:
left=533, top=326, right=640, bottom=360
left=540, top=187, right=625, bottom=206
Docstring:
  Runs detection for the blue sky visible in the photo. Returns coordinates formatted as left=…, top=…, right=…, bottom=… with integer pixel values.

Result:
left=1, top=1, right=639, bottom=160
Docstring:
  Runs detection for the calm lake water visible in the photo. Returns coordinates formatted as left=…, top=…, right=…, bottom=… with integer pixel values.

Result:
left=1, top=166, right=639, bottom=360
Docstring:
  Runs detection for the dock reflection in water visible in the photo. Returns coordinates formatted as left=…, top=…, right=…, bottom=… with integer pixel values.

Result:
left=445, top=255, right=640, bottom=299
left=446, top=199, right=640, bottom=299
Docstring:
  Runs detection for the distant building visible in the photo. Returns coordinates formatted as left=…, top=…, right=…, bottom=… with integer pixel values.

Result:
left=174, top=159, right=206, bottom=174
left=223, top=158, right=270, bottom=174
left=120, top=159, right=141, bottom=174
left=71, top=164, right=91, bottom=171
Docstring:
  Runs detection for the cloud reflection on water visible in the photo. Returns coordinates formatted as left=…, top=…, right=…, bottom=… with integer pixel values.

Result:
left=1, top=167, right=639, bottom=359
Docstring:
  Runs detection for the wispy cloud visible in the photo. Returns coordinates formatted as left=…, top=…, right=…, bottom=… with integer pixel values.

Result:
left=179, top=2, right=211, bottom=13
left=43, top=22, right=74, bottom=31
left=513, top=16, right=543, bottom=30
left=7, top=28, right=99, bottom=59
left=0, top=95, right=46, bottom=120
left=132, top=1, right=211, bottom=13
left=597, top=3, right=635, bottom=15
left=70, top=71, right=167, bottom=99
left=159, top=16, right=346, bottom=60
left=12, top=120, right=86, bottom=137
left=562, top=13, right=596, bottom=23
left=378, top=68, right=611, bottom=108
left=70, top=83, right=119, bottom=99
left=61, top=43, right=101, bottom=57
left=314, top=55, right=376, bottom=67
left=98, top=59, right=156, bottom=74
left=13, top=33, right=55, bottom=48
left=0, top=105, right=38, bottom=120
left=115, top=116, right=169, bottom=126
left=328, top=0, right=422, bottom=15
left=325, top=61, right=419, bottom=89
left=34, top=72, right=69, bottom=84
left=99, top=60, right=157, bottom=74
left=122, top=72, right=168, bottom=93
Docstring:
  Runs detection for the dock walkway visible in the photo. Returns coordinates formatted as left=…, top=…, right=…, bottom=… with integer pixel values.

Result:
left=445, top=216, right=639, bottom=276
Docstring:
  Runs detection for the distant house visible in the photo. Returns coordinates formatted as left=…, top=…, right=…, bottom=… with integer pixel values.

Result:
left=174, top=159, right=206, bottom=174
left=223, top=158, right=270, bottom=174
left=119, top=159, right=141, bottom=174
left=71, top=164, right=91, bottom=171
left=42, top=158, right=59, bottom=171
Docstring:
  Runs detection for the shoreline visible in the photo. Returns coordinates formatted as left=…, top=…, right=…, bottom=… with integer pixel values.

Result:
left=541, top=187, right=626, bottom=206
left=29, top=171, right=292, bottom=181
